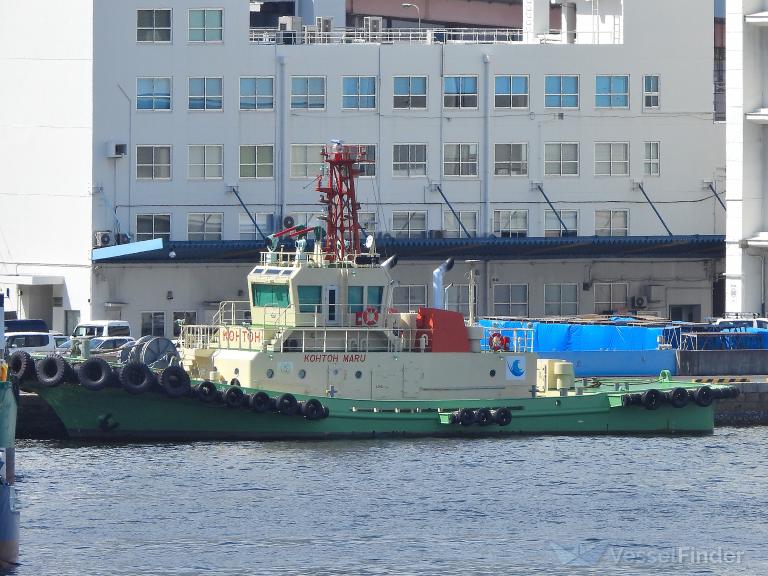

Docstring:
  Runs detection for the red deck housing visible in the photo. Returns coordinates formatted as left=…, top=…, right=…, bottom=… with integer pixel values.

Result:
left=415, top=307, right=471, bottom=353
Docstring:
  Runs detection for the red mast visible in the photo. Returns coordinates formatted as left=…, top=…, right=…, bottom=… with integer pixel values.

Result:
left=316, top=143, right=367, bottom=262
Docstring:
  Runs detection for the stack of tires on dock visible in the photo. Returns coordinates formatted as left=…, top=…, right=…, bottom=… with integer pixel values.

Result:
left=7, top=351, right=329, bottom=420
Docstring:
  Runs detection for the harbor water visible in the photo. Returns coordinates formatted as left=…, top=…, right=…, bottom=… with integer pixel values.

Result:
left=11, top=428, right=768, bottom=575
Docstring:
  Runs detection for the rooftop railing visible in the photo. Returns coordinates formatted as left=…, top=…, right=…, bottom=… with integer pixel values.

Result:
left=249, top=27, right=621, bottom=46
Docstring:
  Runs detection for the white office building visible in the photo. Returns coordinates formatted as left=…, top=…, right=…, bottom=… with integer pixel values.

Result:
left=0, top=0, right=724, bottom=337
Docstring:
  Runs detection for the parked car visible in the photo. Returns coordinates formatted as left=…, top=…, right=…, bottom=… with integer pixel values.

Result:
left=4, top=332, right=59, bottom=354
left=5, top=319, right=48, bottom=333
left=88, top=336, right=135, bottom=353
left=71, top=321, right=131, bottom=338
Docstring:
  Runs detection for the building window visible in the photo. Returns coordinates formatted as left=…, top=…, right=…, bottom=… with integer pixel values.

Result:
left=172, top=311, right=197, bottom=337
left=189, top=77, right=222, bottom=110
left=350, top=145, right=376, bottom=177
left=544, top=284, right=578, bottom=316
left=494, top=143, right=528, bottom=176
left=493, top=210, right=528, bottom=237
left=188, top=212, right=223, bottom=240
left=595, top=75, right=629, bottom=108
left=393, top=144, right=427, bottom=177
left=188, top=145, right=223, bottom=179
left=141, top=312, right=165, bottom=337
left=643, top=75, right=660, bottom=109
left=545, top=143, right=579, bottom=176
left=595, top=210, right=628, bottom=236
left=393, top=285, right=427, bottom=312
left=290, top=144, right=324, bottom=178
left=239, top=145, right=274, bottom=178
left=342, top=76, right=376, bottom=109
left=644, top=142, right=660, bottom=176
left=495, top=75, right=528, bottom=109
left=287, top=213, right=323, bottom=229
left=545, top=75, right=579, bottom=108
left=594, top=143, right=629, bottom=176
left=137, top=78, right=171, bottom=110
left=188, top=9, right=222, bottom=42
left=239, top=213, right=274, bottom=239
left=443, top=211, right=477, bottom=238
left=136, top=214, right=171, bottom=242
left=444, top=76, right=478, bottom=109
left=545, top=210, right=578, bottom=237
left=594, top=283, right=628, bottom=314
left=136, top=146, right=171, bottom=180
left=443, top=144, right=478, bottom=177
left=493, top=284, right=528, bottom=317
left=446, top=284, right=474, bottom=317
left=239, top=77, right=274, bottom=110
left=394, top=76, right=427, bottom=109
left=358, top=212, right=377, bottom=234
left=291, top=76, right=325, bottom=109
left=393, top=211, right=427, bottom=238
left=137, top=9, right=171, bottom=43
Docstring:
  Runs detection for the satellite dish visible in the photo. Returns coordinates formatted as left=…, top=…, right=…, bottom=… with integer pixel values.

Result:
left=140, top=337, right=180, bottom=369
left=365, top=235, right=374, bottom=249
left=283, top=215, right=295, bottom=228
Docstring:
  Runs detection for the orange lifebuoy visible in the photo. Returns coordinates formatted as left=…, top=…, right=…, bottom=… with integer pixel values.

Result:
left=489, top=332, right=505, bottom=351
left=362, top=306, right=379, bottom=326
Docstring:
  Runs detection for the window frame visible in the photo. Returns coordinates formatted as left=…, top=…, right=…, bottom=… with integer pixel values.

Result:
left=392, top=284, right=427, bottom=313
left=172, top=311, right=198, bottom=337
left=544, top=283, right=579, bottom=316
left=239, top=144, right=275, bottom=179
left=291, top=76, right=326, bottom=110
left=239, top=76, right=274, bottom=111
left=136, top=8, right=172, bottom=43
left=544, top=75, right=579, bottom=109
left=188, top=144, right=224, bottom=180
left=187, top=8, right=223, bottom=43
left=136, top=145, right=172, bottom=180
left=342, top=76, right=377, bottom=110
left=545, top=209, right=578, bottom=237
left=494, top=143, right=528, bottom=176
left=594, top=283, right=629, bottom=314
left=643, top=74, right=660, bottom=110
left=238, top=212, right=274, bottom=239
left=644, top=141, right=660, bottom=176
left=494, top=75, right=529, bottom=109
left=493, top=209, right=528, bottom=238
left=393, top=75, right=428, bottom=110
left=443, top=143, right=479, bottom=178
left=442, top=210, right=478, bottom=238
left=595, top=74, right=630, bottom=109
left=187, top=212, right=224, bottom=241
left=290, top=144, right=325, bottom=179
left=443, top=75, right=479, bottom=110
left=595, top=209, right=629, bottom=236
left=594, top=142, right=630, bottom=177
left=492, top=283, right=529, bottom=317
left=140, top=311, right=166, bottom=337
left=136, top=77, right=172, bottom=111
left=392, top=211, right=427, bottom=239
left=358, top=211, right=377, bottom=234
left=544, top=142, right=580, bottom=177
left=350, top=144, right=376, bottom=177
left=188, top=76, right=223, bottom=111
left=136, top=213, right=171, bottom=242
left=392, top=143, right=427, bottom=178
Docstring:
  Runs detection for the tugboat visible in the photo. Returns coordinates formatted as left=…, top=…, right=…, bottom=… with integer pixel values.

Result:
left=16, top=145, right=738, bottom=439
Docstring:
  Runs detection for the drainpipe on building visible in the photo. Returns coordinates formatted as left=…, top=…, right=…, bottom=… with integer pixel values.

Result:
left=278, top=53, right=288, bottom=225
left=482, top=53, right=491, bottom=236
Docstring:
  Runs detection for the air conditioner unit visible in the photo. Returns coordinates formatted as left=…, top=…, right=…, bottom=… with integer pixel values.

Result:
left=363, top=16, right=383, bottom=33
left=631, top=296, right=647, bottom=309
left=315, top=16, right=333, bottom=33
left=93, top=230, right=115, bottom=248
left=278, top=16, right=302, bottom=31
left=106, top=141, right=127, bottom=158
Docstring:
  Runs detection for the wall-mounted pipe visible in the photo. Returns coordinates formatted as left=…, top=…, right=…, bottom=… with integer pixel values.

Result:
left=433, top=257, right=455, bottom=310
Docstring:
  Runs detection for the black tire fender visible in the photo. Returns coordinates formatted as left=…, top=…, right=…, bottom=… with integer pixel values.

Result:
left=35, top=355, right=67, bottom=387
left=77, top=357, right=113, bottom=391
left=276, top=393, right=298, bottom=416
left=249, top=391, right=272, bottom=413
left=119, top=361, right=155, bottom=394
left=223, top=386, right=245, bottom=408
left=197, top=380, right=219, bottom=403
left=303, top=398, right=325, bottom=421
left=694, top=386, right=713, bottom=407
left=161, top=365, right=191, bottom=398
left=458, top=408, right=475, bottom=426
left=641, top=389, right=663, bottom=410
left=475, top=407, right=494, bottom=426
left=8, top=351, right=33, bottom=382
left=494, top=407, right=513, bottom=427
left=668, top=387, right=689, bottom=409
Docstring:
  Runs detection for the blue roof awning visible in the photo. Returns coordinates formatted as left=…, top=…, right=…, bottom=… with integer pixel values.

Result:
left=92, top=235, right=725, bottom=264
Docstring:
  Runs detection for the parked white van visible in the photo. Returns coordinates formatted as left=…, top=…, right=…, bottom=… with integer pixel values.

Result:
left=5, top=332, right=69, bottom=354
left=71, top=321, right=131, bottom=338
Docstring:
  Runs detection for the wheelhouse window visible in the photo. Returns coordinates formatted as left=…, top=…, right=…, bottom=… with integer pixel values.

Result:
left=251, top=283, right=290, bottom=308
left=297, top=285, right=322, bottom=313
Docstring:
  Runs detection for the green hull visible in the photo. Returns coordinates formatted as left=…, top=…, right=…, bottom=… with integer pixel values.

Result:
left=0, top=383, right=17, bottom=448
left=28, top=380, right=716, bottom=440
